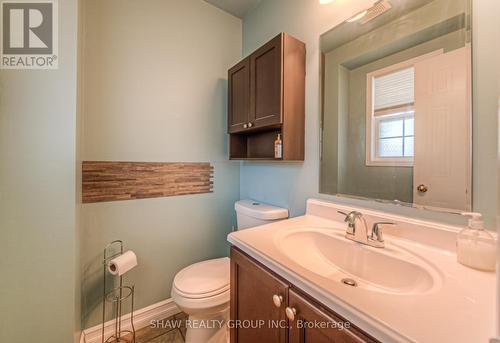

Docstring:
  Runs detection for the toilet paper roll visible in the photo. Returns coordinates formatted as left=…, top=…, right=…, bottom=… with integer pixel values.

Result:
left=107, top=251, right=138, bottom=276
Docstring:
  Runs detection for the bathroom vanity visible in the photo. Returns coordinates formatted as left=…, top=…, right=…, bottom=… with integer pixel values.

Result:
left=227, top=199, right=496, bottom=343
left=230, top=247, right=378, bottom=343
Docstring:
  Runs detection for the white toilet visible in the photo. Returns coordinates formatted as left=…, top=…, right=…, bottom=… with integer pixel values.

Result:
left=171, top=200, right=288, bottom=343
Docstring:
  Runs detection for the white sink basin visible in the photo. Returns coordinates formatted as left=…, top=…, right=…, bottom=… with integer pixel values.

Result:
left=276, top=227, right=442, bottom=295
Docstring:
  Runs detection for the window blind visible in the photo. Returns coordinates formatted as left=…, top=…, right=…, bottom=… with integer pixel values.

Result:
left=373, top=67, right=414, bottom=116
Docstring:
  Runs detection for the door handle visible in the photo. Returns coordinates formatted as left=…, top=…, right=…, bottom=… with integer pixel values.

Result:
left=417, top=184, right=428, bottom=193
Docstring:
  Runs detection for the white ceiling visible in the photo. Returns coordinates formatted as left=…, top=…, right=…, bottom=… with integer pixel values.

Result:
left=204, top=0, right=261, bottom=18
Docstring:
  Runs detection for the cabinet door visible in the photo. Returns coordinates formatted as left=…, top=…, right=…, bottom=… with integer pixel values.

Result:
left=288, top=290, right=377, bottom=343
left=249, top=34, right=283, bottom=129
left=230, top=248, right=288, bottom=343
left=228, top=58, right=250, bottom=133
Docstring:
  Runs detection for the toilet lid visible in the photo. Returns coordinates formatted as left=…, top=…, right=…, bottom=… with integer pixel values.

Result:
left=173, top=257, right=230, bottom=299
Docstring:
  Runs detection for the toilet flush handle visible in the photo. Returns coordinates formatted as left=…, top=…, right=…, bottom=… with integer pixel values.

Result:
left=272, top=294, right=283, bottom=308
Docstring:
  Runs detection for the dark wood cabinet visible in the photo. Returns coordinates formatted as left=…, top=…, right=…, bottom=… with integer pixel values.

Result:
left=228, top=58, right=250, bottom=133
left=230, top=247, right=379, bottom=343
left=288, top=290, right=373, bottom=343
left=249, top=34, right=283, bottom=129
left=228, top=32, right=305, bottom=160
left=230, top=248, right=289, bottom=343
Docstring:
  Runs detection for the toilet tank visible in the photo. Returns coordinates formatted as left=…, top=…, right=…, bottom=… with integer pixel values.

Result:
left=235, top=200, right=289, bottom=229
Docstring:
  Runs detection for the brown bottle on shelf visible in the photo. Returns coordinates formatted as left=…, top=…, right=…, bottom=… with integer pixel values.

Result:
left=274, top=134, right=283, bottom=159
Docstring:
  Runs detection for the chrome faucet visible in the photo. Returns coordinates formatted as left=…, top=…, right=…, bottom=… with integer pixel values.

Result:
left=338, top=211, right=363, bottom=235
left=338, top=211, right=394, bottom=248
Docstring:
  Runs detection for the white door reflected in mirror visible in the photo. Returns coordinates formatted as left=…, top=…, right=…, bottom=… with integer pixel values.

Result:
left=413, top=46, right=471, bottom=211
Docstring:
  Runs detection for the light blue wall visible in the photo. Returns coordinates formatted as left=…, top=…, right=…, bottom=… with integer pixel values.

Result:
left=80, top=0, right=242, bottom=328
left=0, top=0, right=80, bottom=342
left=241, top=0, right=498, bottom=229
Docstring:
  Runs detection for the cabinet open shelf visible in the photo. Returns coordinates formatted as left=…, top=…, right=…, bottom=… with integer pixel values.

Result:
left=230, top=129, right=282, bottom=160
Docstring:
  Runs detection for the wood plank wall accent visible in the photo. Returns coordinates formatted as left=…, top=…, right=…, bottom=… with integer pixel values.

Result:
left=82, top=161, right=213, bottom=203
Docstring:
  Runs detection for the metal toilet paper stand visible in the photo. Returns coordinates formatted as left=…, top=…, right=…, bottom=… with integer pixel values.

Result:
left=102, top=240, right=136, bottom=343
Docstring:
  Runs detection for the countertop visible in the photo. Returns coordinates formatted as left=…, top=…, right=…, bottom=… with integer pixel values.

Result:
left=227, top=200, right=497, bottom=343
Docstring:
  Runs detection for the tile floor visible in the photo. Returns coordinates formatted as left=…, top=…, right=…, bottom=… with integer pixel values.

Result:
left=119, top=312, right=187, bottom=343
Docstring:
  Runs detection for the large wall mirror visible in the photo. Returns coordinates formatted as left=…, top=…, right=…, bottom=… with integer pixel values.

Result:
left=320, top=0, right=472, bottom=212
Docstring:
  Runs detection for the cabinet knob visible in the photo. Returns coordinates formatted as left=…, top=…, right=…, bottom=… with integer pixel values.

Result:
left=272, top=294, right=283, bottom=308
left=243, top=123, right=248, bottom=129
left=285, top=307, right=297, bottom=321
left=248, top=122, right=253, bottom=128
left=417, top=184, right=428, bottom=193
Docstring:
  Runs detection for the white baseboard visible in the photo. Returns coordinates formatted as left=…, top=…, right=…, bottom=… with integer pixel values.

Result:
left=80, top=298, right=181, bottom=343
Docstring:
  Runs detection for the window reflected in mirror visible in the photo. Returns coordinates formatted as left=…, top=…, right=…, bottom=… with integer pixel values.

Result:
left=319, top=0, right=472, bottom=212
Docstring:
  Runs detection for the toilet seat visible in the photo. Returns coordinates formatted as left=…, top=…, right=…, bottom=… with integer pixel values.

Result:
left=171, top=257, right=230, bottom=313
left=173, top=257, right=230, bottom=299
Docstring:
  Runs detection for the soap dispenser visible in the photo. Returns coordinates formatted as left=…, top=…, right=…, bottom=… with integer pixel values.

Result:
left=456, top=212, right=497, bottom=271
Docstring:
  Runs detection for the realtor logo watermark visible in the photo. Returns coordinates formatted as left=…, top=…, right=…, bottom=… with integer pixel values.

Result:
left=1, top=0, right=58, bottom=69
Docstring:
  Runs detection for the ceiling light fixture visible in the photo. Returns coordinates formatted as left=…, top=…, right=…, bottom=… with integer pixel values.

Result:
left=346, top=9, right=368, bottom=22
left=319, top=0, right=335, bottom=4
